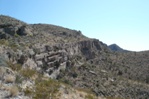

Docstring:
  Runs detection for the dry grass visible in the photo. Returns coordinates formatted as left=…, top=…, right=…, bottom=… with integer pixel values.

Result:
left=3, top=85, right=10, bottom=91
left=0, top=67, right=5, bottom=80
left=4, top=75, right=16, bottom=83
left=9, top=86, right=19, bottom=97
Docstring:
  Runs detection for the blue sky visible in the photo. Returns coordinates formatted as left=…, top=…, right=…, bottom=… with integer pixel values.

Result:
left=0, top=0, right=149, bottom=51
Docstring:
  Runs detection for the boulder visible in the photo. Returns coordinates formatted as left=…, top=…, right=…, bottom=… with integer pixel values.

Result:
left=17, top=25, right=32, bottom=36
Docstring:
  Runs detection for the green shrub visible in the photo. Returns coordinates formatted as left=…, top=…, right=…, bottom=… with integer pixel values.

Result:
left=85, top=94, right=95, bottom=99
left=15, top=74, right=23, bottom=84
left=7, top=62, right=22, bottom=71
left=33, top=79, right=60, bottom=99
left=0, top=39, right=9, bottom=45
left=20, top=68, right=37, bottom=79
left=24, top=88, right=33, bottom=96
left=9, top=42, right=19, bottom=51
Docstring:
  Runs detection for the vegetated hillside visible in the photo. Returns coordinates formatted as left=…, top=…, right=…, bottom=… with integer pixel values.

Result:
left=0, top=15, right=149, bottom=99
left=0, top=15, right=26, bottom=25
left=108, top=44, right=129, bottom=52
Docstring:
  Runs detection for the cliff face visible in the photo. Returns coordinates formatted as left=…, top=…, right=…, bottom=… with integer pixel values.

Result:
left=0, top=38, right=108, bottom=79
left=1, top=15, right=149, bottom=99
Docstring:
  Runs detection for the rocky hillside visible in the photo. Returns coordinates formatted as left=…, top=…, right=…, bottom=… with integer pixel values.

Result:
left=0, top=15, right=149, bottom=99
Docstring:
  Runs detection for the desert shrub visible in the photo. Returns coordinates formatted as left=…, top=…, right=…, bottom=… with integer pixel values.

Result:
left=7, top=62, right=22, bottom=71
left=59, top=78, right=73, bottom=86
left=33, top=79, right=60, bottom=99
left=0, top=39, right=9, bottom=45
left=15, top=74, right=23, bottom=84
left=85, top=94, right=95, bottom=99
left=24, top=88, right=33, bottom=96
left=20, top=68, right=37, bottom=79
left=14, top=33, right=20, bottom=37
left=9, top=42, right=19, bottom=51
left=76, top=88, right=94, bottom=95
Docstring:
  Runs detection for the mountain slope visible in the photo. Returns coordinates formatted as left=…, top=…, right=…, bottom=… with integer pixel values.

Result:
left=0, top=15, right=149, bottom=99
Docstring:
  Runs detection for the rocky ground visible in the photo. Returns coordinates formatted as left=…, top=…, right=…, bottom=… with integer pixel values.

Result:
left=0, top=15, right=149, bottom=99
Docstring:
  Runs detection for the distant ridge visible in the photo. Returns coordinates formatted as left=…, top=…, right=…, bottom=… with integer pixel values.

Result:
left=108, top=44, right=129, bottom=52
